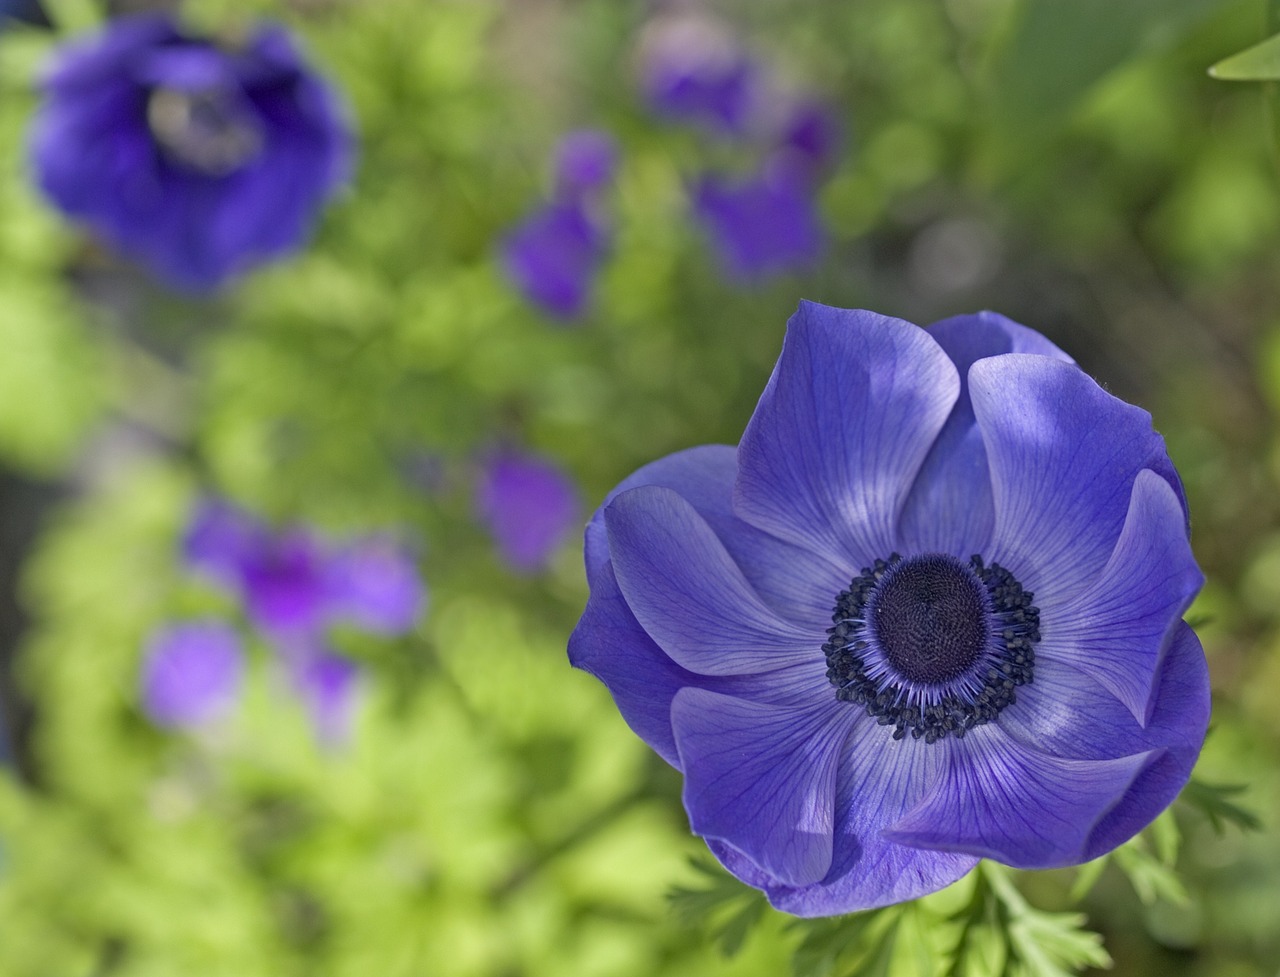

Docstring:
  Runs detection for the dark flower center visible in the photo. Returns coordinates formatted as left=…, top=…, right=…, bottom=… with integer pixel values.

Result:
left=147, top=87, right=263, bottom=176
left=871, top=555, right=988, bottom=685
left=823, top=552, right=1040, bottom=744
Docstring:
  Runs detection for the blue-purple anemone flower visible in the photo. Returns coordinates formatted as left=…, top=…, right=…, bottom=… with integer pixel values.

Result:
left=30, top=12, right=351, bottom=292
left=569, top=302, right=1209, bottom=916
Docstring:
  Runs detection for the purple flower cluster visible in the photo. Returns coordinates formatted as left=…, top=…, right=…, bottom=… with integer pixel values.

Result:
left=30, top=12, right=351, bottom=292
left=570, top=303, right=1209, bottom=916
left=500, top=130, right=618, bottom=320
left=638, top=14, right=841, bottom=281
left=140, top=499, right=424, bottom=744
left=476, top=449, right=580, bottom=573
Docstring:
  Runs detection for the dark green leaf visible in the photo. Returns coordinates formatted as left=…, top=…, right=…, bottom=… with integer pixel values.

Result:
left=1179, top=779, right=1263, bottom=833
left=1209, top=31, right=1280, bottom=80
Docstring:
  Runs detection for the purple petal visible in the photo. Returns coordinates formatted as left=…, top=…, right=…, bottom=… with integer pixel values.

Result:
left=1039, top=469, right=1202, bottom=723
left=771, top=100, right=843, bottom=184
left=477, top=450, right=580, bottom=572
left=553, top=129, right=618, bottom=200
left=692, top=168, right=823, bottom=280
left=584, top=444, right=848, bottom=629
left=971, top=354, right=1182, bottom=611
left=1002, top=621, right=1208, bottom=859
left=500, top=201, right=607, bottom=320
left=240, top=528, right=332, bottom=638
left=734, top=302, right=960, bottom=571
left=140, top=620, right=243, bottom=729
left=570, top=557, right=820, bottom=768
left=898, top=312, right=1073, bottom=556
left=886, top=726, right=1156, bottom=868
left=758, top=720, right=977, bottom=916
left=326, top=536, right=426, bottom=635
left=605, top=485, right=820, bottom=676
left=672, top=689, right=851, bottom=887
left=182, top=498, right=268, bottom=588
left=288, top=646, right=360, bottom=747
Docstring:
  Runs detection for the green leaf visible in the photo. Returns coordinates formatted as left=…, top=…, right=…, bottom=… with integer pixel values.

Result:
left=1208, top=31, right=1280, bottom=80
left=667, top=857, right=768, bottom=958
left=1178, top=778, right=1263, bottom=833
left=1008, top=907, right=1112, bottom=977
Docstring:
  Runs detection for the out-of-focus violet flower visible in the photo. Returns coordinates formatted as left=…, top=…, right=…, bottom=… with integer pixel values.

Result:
left=554, top=129, right=619, bottom=201
left=238, top=528, right=332, bottom=638
left=500, top=201, right=608, bottom=320
left=570, top=302, right=1209, bottom=916
left=184, top=497, right=269, bottom=589
left=692, top=167, right=823, bottom=280
left=638, top=14, right=759, bottom=136
left=30, top=12, right=351, bottom=292
left=327, top=536, right=425, bottom=635
left=477, top=450, right=580, bottom=573
left=285, top=643, right=361, bottom=748
left=140, top=620, right=244, bottom=729
left=773, top=100, right=843, bottom=185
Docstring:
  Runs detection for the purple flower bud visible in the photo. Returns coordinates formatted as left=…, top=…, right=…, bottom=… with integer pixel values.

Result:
left=140, top=620, right=244, bottom=729
left=286, top=643, right=360, bottom=747
left=29, top=12, right=352, bottom=292
left=477, top=450, right=580, bottom=573
left=692, top=167, right=823, bottom=280
left=773, top=100, right=843, bottom=184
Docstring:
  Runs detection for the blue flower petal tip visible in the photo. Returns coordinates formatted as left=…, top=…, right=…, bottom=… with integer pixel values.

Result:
left=568, top=301, right=1209, bottom=916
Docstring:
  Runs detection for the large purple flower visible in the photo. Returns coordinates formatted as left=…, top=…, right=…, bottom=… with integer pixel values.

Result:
left=30, top=12, right=351, bottom=292
left=569, top=302, right=1209, bottom=916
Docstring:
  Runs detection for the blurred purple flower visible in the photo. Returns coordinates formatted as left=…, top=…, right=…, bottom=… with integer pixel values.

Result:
left=29, top=12, right=351, bottom=292
left=327, top=536, right=426, bottom=635
left=554, top=129, right=618, bottom=201
left=773, top=100, right=843, bottom=185
left=500, top=200, right=608, bottom=320
left=477, top=451, right=580, bottom=573
left=692, top=167, right=823, bottom=280
left=183, top=499, right=425, bottom=639
left=140, top=620, right=244, bottom=729
left=638, top=14, right=759, bottom=136
left=284, top=642, right=361, bottom=748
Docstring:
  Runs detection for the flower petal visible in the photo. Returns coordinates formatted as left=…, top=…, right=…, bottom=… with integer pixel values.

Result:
left=1002, top=621, right=1208, bottom=860
left=605, top=485, right=818, bottom=675
left=887, top=726, right=1156, bottom=868
left=585, top=444, right=848, bottom=627
left=735, top=302, right=959, bottom=569
left=971, top=354, right=1182, bottom=610
left=1038, top=469, right=1202, bottom=724
left=673, top=689, right=851, bottom=887
left=760, top=719, right=978, bottom=916
left=899, top=312, right=1072, bottom=556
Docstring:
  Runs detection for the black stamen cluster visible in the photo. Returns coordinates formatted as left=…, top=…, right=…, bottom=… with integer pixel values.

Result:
left=822, top=553, right=1040, bottom=745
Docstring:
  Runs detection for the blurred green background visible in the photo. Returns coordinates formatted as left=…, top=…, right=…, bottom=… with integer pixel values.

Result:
left=0, top=0, right=1277, bottom=974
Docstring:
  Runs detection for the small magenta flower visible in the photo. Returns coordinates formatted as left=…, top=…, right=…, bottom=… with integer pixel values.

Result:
left=477, top=450, right=579, bottom=573
left=570, top=303, right=1209, bottom=916
left=30, top=12, right=351, bottom=292
left=140, top=620, right=244, bottom=729
left=693, top=167, right=823, bottom=280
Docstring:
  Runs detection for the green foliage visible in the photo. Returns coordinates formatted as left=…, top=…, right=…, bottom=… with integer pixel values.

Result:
left=1178, top=778, right=1264, bottom=834
left=1208, top=30, right=1280, bottom=79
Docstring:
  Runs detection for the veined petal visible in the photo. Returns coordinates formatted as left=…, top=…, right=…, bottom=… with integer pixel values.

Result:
left=673, top=689, right=851, bottom=887
left=1004, top=622, right=1208, bottom=860
left=763, top=718, right=977, bottom=916
left=899, top=312, right=1072, bottom=556
left=605, top=485, right=818, bottom=675
left=887, top=727, right=1156, bottom=868
left=735, top=302, right=959, bottom=569
left=972, top=355, right=1180, bottom=610
left=1039, top=469, right=1202, bottom=724
left=585, top=444, right=848, bottom=628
